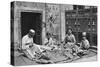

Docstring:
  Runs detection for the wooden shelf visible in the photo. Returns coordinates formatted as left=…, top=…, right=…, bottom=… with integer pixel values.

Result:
left=65, top=7, right=97, bottom=46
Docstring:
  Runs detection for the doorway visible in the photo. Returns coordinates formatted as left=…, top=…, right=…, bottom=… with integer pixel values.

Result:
left=21, top=12, right=42, bottom=45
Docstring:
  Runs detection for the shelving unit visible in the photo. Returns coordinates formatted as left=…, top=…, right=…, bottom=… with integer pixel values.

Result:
left=65, top=7, right=97, bottom=46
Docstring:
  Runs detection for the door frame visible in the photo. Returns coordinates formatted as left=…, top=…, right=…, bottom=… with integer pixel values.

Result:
left=18, top=9, right=45, bottom=48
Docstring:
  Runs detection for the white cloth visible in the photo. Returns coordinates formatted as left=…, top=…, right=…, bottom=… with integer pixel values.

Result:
left=48, top=38, right=53, bottom=46
left=44, top=37, right=55, bottom=47
left=44, top=38, right=48, bottom=45
left=22, top=34, right=41, bottom=59
left=80, top=39, right=90, bottom=49
left=44, top=37, right=53, bottom=46
left=43, top=37, right=58, bottom=50
left=22, top=35, right=33, bottom=50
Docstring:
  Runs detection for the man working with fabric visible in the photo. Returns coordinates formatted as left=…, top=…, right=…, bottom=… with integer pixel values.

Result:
left=22, top=29, right=53, bottom=64
left=22, top=29, right=42, bottom=60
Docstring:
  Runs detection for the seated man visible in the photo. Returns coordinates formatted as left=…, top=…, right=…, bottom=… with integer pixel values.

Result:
left=22, top=29, right=41, bottom=60
left=62, top=28, right=77, bottom=58
left=44, top=33, right=53, bottom=46
left=76, top=32, right=90, bottom=57
left=80, top=32, right=90, bottom=50
left=43, top=33, right=58, bottom=50
left=22, top=29, right=53, bottom=63
left=64, top=28, right=76, bottom=49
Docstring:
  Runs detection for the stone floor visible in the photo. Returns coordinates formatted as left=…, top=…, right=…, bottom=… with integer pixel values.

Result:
left=14, top=49, right=97, bottom=66
left=71, top=55, right=97, bottom=63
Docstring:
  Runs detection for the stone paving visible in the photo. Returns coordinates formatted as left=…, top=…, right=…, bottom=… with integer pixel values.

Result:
left=14, top=49, right=97, bottom=66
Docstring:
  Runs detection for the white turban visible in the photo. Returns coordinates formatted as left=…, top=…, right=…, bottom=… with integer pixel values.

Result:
left=82, top=32, right=86, bottom=36
left=29, top=29, right=35, bottom=33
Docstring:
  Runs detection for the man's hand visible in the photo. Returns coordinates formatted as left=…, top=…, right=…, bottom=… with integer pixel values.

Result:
left=29, top=44, right=33, bottom=48
left=28, top=43, right=33, bottom=48
left=44, top=42, right=49, bottom=45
